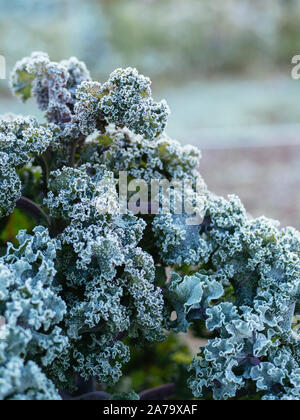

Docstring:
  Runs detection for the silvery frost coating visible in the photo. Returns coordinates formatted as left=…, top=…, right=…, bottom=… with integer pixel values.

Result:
left=0, top=52, right=298, bottom=400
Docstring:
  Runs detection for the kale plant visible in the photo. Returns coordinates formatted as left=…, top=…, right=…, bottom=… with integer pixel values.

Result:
left=0, top=52, right=298, bottom=400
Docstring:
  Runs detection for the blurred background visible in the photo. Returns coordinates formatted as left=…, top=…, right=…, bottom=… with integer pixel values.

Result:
left=1, top=0, right=300, bottom=229
left=0, top=0, right=300, bottom=397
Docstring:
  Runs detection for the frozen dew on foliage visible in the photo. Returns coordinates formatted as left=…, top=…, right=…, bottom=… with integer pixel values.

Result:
left=0, top=51, right=297, bottom=400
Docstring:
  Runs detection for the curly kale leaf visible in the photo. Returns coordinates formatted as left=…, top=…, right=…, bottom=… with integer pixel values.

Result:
left=75, top=67, right=170, bottom=139
left=0, top=116, right=53, bottom=217
left=166, top=272, right=224, bottom=332
left=81, top=125, right=202, bottom=182
left=188, top=299, right=299, bottom=400
left=165, top=192, right=300, bottom=400
left=44, top=166, right=165, bottom=386
left=0, top=227, right=68, bottom=400
left=11, top=52, right=90, bottom=125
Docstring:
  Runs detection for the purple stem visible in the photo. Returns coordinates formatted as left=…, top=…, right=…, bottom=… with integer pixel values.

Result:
left=16, top=196, right=51, bottom=226
left=139, top=383, right=176, bottom=400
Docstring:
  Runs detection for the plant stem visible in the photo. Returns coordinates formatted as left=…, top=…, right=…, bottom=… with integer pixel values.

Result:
left=67, top=391, right=111, bottom=401
left=70, top=135, right=85, bottom=167
left=139, top=383, right=176, bottom=400
left=72, top=376, right=96, bottom=397
left=61, top=383, right=176, bottom=401
left=37, top=153, right=50, bottom=194
left=16, top=196, right=51, bottom=227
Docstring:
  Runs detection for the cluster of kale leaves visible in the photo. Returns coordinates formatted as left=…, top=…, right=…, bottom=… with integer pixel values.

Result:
left=0, top=53, right=299, bottom=400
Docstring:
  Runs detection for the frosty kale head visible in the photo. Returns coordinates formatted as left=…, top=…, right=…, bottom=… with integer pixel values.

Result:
left=97, top=67, right=170, bottom=139
left=75, top=68, right=169, bottom=140
left=0, top=52, right=299, bottom=400
left=11, top=52, right=91, bottom=124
